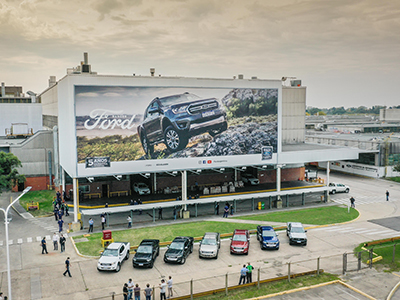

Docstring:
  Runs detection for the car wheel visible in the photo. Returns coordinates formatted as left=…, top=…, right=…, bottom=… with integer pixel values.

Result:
left=164, top=125, right=188, bottom=152
left=115, top=263, right=121, bottom=272
left=125, top=251, right=130, bottom=260
left=245, top=252, right=249, bottom=255
left=331, top=190, right=336, bottom=195
left=157, top=249, right=160, bottom=256
left=215, top=253, right=218, bottom=259
left=190, top=245, right=193, bottom=253
left=141, top=133, right=154, bottom=157
left=181, top=257, right=186, bottom=264
left=345, top=188, right=349, bottom=193
left=276, top=246, right=279, bottom=250
left=260, top=244, right=264, bottom=250
left=149, top=261, right=154, bottom=268
left=209, top=121, right=228, bottom=137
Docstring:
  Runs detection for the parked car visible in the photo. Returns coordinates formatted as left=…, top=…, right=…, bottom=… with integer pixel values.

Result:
left=329, top=182, right=350, bottom=194
left=133, top=182, right=151, bottom=195
left=132, top=239, right=160, bottom=268
left=164, top=236, right=194, bottom=264
left=97, top=242, right=130, bottom=272
left=137, top=92, right=228, bottom=155
left=286, top=222, right=307, bottom=246
left=257, top=226, right=280, bottom=250
left=199, top=232, right=221, bottom=259
left=241, top=173, right=259, bottom=185
left=230, top=229, right=250, bottom=255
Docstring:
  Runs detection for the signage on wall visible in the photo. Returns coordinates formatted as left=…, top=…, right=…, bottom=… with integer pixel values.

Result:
left=85, top=157, right=111, bottom=168
left=261, top=146, right=273, bottom=160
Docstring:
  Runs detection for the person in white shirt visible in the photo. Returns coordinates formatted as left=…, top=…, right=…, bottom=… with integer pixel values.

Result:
left=167, top=276, right=173, bottom=299
left=127, top=278, right=134, bottom=300
left=159, top=279, right=167, bottom=300
left=52, top=232, right=59, bottom=250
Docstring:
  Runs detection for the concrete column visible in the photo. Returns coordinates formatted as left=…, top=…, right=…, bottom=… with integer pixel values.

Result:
left=326, top=161, right=330, bottom=187
left=53, top=126, right=60, bottom=188
left=153, top=173, right=157, bottom=194
left=276, top=165, right=281, bottom=193
left=71, top=178, right=81, bottom=231
left=181, top=170, right=187, bottom=210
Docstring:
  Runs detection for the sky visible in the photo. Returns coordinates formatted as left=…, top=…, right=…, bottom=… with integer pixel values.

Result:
left=1, top=0, right=400, bottom=108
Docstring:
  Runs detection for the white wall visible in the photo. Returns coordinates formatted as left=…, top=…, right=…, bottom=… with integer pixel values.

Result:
left=0, top=103, right=43, bottom=136
left=282, top=86, right=306, bottom=144
left=319, top=160, right=386, bottom=178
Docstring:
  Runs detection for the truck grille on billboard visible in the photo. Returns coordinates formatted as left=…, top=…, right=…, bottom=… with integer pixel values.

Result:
left=188, top=101, right=218, bottom=114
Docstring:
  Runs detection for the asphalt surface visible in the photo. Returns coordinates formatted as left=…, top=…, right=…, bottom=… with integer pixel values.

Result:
left=1, top=171, right=400, bottom=299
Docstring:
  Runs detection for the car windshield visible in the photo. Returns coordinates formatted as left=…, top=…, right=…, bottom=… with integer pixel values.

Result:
left=102, top=249, right=118, bottom=257
left=159, top=93, right=201, bottom=106
left=202, top=239, right=216, bottom=246
left=291, top=227, right=305, bottom=233
left=233, top=235, right=247, bottom=242
left=262, top=231, right=276, bottom=237
left=169, top=242, right=184, bottom=250
left=138, top=183, right=147, bottom=188
left=137, top=246, right=152, bottom=254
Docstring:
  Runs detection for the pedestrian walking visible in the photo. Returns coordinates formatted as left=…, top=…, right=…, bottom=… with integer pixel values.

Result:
left=65, top=203, right=69, bottom=216
left=127, top=215, right=132, bottom=228
left=386, top=190, right=390, bottom=201
left=127, top=278, right=134, bottom=300
left=159, top=279, right=167, bottom=300
left=158, top=207, right=163, bottom=220
left=41, top=237, right=48, bottom=254
left=52, top=232, right=59, bottom=250
left=63, top=257, right=72, bottom=277
left=60, top=234, right=66, bottom=253
left=143, top=283, right=153, bottom=300
left=101, top=214, right=106, bottom=230
left=246, top=263, right=253, bottom=283
left=238, top=264, right=247, bottom=285
left=58, top=218, right=64, bottom=233
left=350, top=197, right=355, bottom=208
left=105, top=203, right=109, bottom=208
left=167, top=276, right=173, bottom=299
left=123, top=283, right=129, bottom=300
left=88, top=218, right=94, bottom=233
left=134, top=283, right=141, bottom=300
left=223, top=204, right=229, bottom=218
left=54, top=206, right=59, bottom=221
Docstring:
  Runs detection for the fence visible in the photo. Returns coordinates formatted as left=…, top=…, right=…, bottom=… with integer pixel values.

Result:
left=88, top=249, right=376, bottom=300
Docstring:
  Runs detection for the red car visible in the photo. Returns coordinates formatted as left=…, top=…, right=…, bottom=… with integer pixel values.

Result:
left=230, top=229, right=250, bottom=255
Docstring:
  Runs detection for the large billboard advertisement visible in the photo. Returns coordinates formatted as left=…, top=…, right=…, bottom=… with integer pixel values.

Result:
left=75, top=85, right=278, bottom=175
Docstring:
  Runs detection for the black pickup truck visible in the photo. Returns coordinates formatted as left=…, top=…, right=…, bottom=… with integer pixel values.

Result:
left=164, top=236, right=194, bottom=264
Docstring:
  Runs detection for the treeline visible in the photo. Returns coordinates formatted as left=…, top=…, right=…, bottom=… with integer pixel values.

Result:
left=306, top=105, right=400, bottom=115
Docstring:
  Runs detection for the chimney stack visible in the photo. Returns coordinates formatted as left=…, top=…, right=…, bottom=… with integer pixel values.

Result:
left=150, top=68, right=155, bottom=76
left=84, top=52, right=88, bottom=65
left=1, top=82, right=5, bottom=97
left=49, top=76, right=56, bottom=87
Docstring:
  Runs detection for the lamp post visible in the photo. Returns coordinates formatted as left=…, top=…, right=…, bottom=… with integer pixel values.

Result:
left=0, top=186, right=31, bottom=300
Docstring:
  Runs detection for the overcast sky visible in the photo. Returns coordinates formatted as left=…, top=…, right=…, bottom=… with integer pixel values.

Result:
left=1, top=0, right=399, bottom=108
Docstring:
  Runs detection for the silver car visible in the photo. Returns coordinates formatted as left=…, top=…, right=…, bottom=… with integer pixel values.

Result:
left=199, top=232, right=220, bottom=259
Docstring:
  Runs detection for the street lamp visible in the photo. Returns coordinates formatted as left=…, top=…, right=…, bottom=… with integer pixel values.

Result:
left=0, top=186, right=31, bottom=300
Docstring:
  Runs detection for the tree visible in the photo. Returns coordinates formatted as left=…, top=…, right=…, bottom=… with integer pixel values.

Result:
left=0, top=152, right=25, bottom=194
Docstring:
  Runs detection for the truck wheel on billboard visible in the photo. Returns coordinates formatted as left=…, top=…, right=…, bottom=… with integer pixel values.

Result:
left=141, top=133, right=154, bottom=156
left=164, top=125, right=188, bottom=152
left=209, top=121, right=228, bottom=137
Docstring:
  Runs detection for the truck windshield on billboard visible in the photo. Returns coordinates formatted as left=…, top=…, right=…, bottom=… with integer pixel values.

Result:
left=75, top=86, right=277, bottom=164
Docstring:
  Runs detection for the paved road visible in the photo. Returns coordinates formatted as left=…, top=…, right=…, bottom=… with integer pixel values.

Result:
left=1, top=172, right=400, bottom=299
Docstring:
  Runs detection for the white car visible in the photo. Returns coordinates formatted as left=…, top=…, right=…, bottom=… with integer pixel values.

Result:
left=329, top=182, right=350, bottom=194
left=133, top=182, right=151, bottom=195
left=241, top=174, right=259, bottom=185
left=97, top=242, right=130, bottom=272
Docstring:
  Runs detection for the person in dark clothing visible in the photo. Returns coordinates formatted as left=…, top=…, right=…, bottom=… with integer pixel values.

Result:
left=56, top=191, right=61, bottom=201
left=158, top=207, right=163, bottom=220
left=63, top=190, right=67, bottom=201
left=63, top=257, right=72, bottom=277
left=58, top=219, right=64, bottom=233
left=230, top=204, right=234, bottom=215
left=223, top=204, right=229, bottom=218
left=386, top=190, right=390, bottom=201
left=54, top=207, right=59, bottom=221
left=123, top=283, right=129, bottom=300
left=215, top=202, right=219, bottom=215
left=350, top=197, right=355, bottom=208
left=65, top=203, right=69, bottom=216
left=173, top=206, right=177, bottom=220
left=60, top=234, right=66, bottom=253
left=41, top=237, right=48, bottom=254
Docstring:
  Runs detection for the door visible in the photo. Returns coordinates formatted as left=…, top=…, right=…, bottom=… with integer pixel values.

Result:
left=102, top=184, right=108, bottom=198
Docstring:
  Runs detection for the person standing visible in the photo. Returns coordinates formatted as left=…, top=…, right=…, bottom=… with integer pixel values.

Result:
left=158, top=207, right=163, bottom=220
left=238, top=264, right=247, bottom=285
left=63, top=257, right=72, bottom=277
left=58, top=218, right=64, bottom=233
left=223, top=204, right=229, bottom=218
left=60, top=234, right=66, bottom=253
left=133, top=283, right=141, bottom=300
left=215, top=202, right=220, bottom=215
left=386, top=190, right=390, bottom=201
left=173, top=206, right=177, bottom=220
left=54, top=206, right=59, bottom=221
left=143, top=283, right=152, bottom=300
left=65, top=203, right=69, bottom=216
left=123, top=283, right=129, bottom=300
left=41, top=237, right=48, bottom=254
left=246, top=263, right=253, bottom=283
left=52, top=232, right=59, bottom=250
left=350, top=197, right=355, bottom=208
left=230, top=203, right=234, bottom=216
left=127, top=278, right=134, bottom=300
left=159, top=279, right=167, bottom=300
left=127, top=215, right=132, bottom=228
left=167, top=276, right=173, bottom=299
left=101, top=214, right=106, bottom=230
left=88, top=218, right=94, bottom=233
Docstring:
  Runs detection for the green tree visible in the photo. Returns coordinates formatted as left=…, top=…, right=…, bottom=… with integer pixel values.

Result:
left=0, top=152, right=25, bottom=194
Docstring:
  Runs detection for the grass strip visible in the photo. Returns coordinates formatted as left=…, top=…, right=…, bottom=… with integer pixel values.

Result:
left=355, top=241, right=400, bottom=272
left=19, top=190, right=55, bottom=217
left=233, top=206, right=359, bottom=225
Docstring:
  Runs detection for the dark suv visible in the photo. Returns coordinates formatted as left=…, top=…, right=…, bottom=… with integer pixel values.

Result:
left=132, top=239, right=160, bottom=268
left=164, top=236, right=194, bottom=264
left=137, top=92, right=228, bottom=155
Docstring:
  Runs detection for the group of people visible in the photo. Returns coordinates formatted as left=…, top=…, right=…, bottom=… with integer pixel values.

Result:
left=123, top=276, right=173, bottom=300
left=222, top=202, right=234, bottom=218
left=0, top=291, right=8, bottom=300
left=53, top=190, right=70, bottom=233
left=238, top=263, right=254, bottom=285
